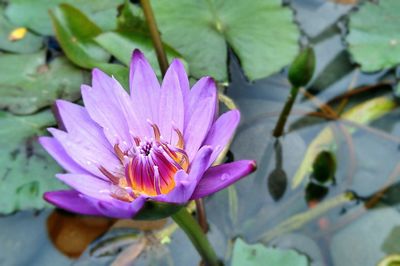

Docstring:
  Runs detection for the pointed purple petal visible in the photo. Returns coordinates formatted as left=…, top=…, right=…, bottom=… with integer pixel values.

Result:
left=185, top=77, right=217, bottom=128
left=44, top=190, right=103, bottom=216
left=56, top=173, right=112, bottom=201
left=48, top=128, right=119, bottom=180
left=130, top=50, right=160, bottom=127
left=97, top=196, right=146, bottom=219
left=203, top=109, right=240, bottom=166
left=172, top=58, right=190, bottom=104
left=152, top=146, right=213, bottom=204
left=184, top=98, right=216, bottom=161
left=191, top=160, right=256, bottom=199
left=39, top=137, right=88, bottom=174
left=81, top=69, right=147, bottom=148
left=158, top=59, right=185, bottom=143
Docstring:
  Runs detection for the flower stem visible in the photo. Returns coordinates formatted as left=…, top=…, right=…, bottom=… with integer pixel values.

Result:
left=140, top=0, right=169, bottom=76
left=195, top=199, right=209, bottom=232
left=172, top=208, right=220, bottom=266
left=272, top=86, right=300, bottom=137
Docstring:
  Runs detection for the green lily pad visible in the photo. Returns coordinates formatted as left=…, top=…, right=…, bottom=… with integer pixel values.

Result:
left=116, top=1, right=148, bottom=35
left=0, top=9, right=42, bottom=53
left=231, top=238, right=308, bottom=266
left=95, top=31, right=185, bottom=77
left=50, top=3, right=129, bottom=87
left=5, top=0, right=124, bottom=35
left=347, top=0, right=400, bottom=72
left=152, top=0, right=299, bottom=81
left=0, top=110, right=64, bottom=214
left=49, top=4, right=110, bottom=69
left=0, top=51, right=87, bottom=115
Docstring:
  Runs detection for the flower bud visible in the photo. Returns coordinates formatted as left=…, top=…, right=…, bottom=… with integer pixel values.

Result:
left=312, top=150, right=336, bottom=183
left=288, top=47, right=316, bottom=87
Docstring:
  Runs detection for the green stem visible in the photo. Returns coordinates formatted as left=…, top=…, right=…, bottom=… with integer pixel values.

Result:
left=273, top=86, right=300, bottom=137
left=140, top=0, right=169, bottom=76
left=172, top=208, right=220, bottom=266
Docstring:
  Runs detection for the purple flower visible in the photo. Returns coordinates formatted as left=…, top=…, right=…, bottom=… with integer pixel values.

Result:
left=39, top=50, right=256, bottom=219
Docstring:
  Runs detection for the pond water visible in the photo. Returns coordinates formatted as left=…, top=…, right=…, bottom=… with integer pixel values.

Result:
left=1, top=1, right=400, bottom=265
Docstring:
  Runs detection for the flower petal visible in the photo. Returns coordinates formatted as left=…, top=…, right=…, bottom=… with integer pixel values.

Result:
left=48, top=128, right=119, bottom=180
left=184, top=98, right=216, bottom=161
left=152, top=146, right=213, bottom=204
left=39, top=137, right=88, bottom=174
left=171, top=58, right=190, bottom=104
left=158, top=59, right=185, bottom=144
left=130, top=50, right=160, bottom=127
left=97, top=196, right=146, bottom=219
left=191, top=160, right=256, bottom=199
left=44, top=190, right=103, bottom=216
left=56, top=173, right=112, bottom=201
left=81, top=69, right=146, bottom=148
left=203, top=109, right=241, bottom=166
left=185, top=76, right=217, bottom=128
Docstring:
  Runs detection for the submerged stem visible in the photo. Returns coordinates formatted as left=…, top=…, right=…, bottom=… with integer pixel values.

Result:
left=140, top=0, right=169, bottom=76
left=273, top=86, right=300, bottom=137
left=172, top=208, right=220, bottom=266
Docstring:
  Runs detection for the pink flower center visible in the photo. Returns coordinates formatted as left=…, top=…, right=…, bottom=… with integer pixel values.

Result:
left=99, top=124, right=189, bottom=201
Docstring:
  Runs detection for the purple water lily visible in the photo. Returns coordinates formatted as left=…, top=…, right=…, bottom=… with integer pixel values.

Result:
left=39, top=50, right=256, bottom=219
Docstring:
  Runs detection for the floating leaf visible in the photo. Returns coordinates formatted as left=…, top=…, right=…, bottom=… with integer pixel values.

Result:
left=95, top=31, right=186, bottom=77
left=0, top=110, right=64, bottom=214
left=116, top=1, right=148, bottom=34
left=0, top=51, right=87, bottom=115
left=49, top=4, right=110, bottom=68
left=0, top=9, right=42, bottom=53
left=152, top=0, right=299, bottom=81
left=5, top=0, right=124, bottom=35
left=347, top=0, right=400, bottom=72
left=50, top=4, right=129, bottom=87
left=231, top=238, right=308, bottom=266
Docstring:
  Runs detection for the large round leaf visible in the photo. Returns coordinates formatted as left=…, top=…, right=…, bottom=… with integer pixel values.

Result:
left=0, top=110, right=64, bottom=214
left=0, top=8, right=42, bottom=53
left=95, top=31, right=185, bottom=77
left=49, top=4, right=129, bottom=87
left=0, top=51, right=87, bottom=115
left=231, top=238, right=308, bottom=266
left=49, top=4, right=110, bottom=68
left=347, top=0, right=400, bottom=72
left=152, top=0, right=299, bottom=81
left=5, top=0, right=124, bottom=35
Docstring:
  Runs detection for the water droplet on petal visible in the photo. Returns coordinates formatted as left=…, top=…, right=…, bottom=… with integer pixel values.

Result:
left=220, top=174, right=228, bottom=181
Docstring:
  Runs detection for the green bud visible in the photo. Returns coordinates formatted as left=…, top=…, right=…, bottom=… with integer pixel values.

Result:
left=305, top=182, right=328, bottom=202
left=134, top=201, right=184, bottom=220
left=312, top=150, right=336, bottom=184
left=288, top=47, right=316, bottom=87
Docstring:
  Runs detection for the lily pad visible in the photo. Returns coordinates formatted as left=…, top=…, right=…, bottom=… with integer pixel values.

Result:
left=49, top=4, right=110, bottom=69
left=95, top=31, right=185, bottom=77
left=5, top=0, right=124, bottom=35
left=152, top=0, right=299, bottom=81
left=0, top=9, right=42, bottom=53
left=347, top=0, right=400, bottom=72
left=0, top=110, right=64, bottom=214
left=231, top=238, right=308, bottom=266
left=49, top=4, right=129, bottom=87
left=0, top=51, right=87, bottom=115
